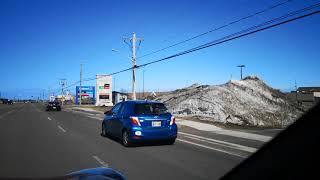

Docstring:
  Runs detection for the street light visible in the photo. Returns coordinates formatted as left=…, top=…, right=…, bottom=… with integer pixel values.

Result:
left=111, top=48, right=136, bottom=100
left=111, top=49, right=132, bottom=61
left=237, top=65, right=245, bottom=80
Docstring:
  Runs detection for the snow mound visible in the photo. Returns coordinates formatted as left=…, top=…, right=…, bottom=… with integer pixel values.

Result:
left=156, top=76, right=302, bottom=127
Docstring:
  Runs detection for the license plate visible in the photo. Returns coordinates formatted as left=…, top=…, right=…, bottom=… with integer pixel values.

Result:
left=53, top=107, right=56, bottom=109
left=152, top=121, right=161, bottom=127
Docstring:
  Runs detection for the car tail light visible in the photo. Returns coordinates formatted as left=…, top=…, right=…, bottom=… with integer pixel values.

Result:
left=130, top=116, right=141, bottom=126
left=170, top=116, right=176, bottom=125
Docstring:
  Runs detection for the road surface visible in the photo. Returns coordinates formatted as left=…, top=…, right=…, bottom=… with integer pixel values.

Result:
left=0, top=103, right=280, bottom=179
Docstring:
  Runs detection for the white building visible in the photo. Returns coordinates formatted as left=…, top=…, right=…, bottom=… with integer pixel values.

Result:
left=95, top=74, right=113, bottom=106
left=112, top=91, right=128, bottom=105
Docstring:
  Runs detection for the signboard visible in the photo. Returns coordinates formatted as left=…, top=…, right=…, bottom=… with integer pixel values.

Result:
left=95, top=75, right=113, bottom=106
left=75, top=86, right=95, bottom=105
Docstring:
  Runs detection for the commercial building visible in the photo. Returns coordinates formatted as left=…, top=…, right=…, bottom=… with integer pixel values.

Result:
left=112, top=91, right=128, bottom=105
left=95, top=75, right=113, bottom=106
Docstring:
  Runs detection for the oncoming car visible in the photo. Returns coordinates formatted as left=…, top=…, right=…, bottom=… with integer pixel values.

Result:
left=101, top=100, right=178, bottom=147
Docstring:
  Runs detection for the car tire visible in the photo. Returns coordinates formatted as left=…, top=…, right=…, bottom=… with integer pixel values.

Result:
left=101, top=123, right=108, bottom=137
left=167, top=138, right=176, bottom=145
left=122, top=130, right=131, bottom=147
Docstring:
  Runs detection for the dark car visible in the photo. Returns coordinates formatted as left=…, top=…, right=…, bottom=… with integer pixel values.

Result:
left=101, top=100, right=178, bottom=147
left=1, top=98, right=8, bottom=104
left=46, top=101, right=61, bottom=111
left=7, top=100, right=13, bottom=104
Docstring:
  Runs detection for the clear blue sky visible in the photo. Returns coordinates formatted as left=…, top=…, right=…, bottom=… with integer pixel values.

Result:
left=0, top=0, right=319, bottom=99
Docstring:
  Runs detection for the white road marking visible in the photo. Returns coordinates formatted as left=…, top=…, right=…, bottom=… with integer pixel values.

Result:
left=87, top=115, right=103, bottom=120
left=66, top=109, right=104, bottom=120
left=33, top=108, right=41, bottom=112
left=177, top=139, right=246, bottom=158
left=214, top=130, right=272, bottom=142
left=7, top=110, right=14, bottom=114
left=0, top=110, right=15, bottom=119
left=179, top=132, right=257, bottom=153
left=48, top=117, right=52, bottom=121
left=177, top=119, right=272, bottom=142
left=57, top=125, right=66, bottom=133
left=92, top=156, right=109, bottom=167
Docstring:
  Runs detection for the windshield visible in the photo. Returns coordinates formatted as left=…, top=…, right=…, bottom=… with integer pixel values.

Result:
left=134, top=103, right=169, bottom=115
left=0, top=0, right=319, bottom=179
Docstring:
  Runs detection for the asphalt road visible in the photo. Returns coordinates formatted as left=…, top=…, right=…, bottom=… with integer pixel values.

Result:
left=0, top=103, right=278, bottom=179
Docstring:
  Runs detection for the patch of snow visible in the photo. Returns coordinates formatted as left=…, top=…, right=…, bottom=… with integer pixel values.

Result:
left=157, top=76, right=302, bottom=127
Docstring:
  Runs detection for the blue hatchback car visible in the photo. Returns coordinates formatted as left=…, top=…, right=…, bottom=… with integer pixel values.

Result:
left=101, top=100, right=178, bottom=147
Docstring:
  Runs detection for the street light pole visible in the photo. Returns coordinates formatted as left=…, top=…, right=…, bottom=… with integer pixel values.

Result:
left=237, top=65, right=245, bottom=80
left=143, top=70, right=146, bottom=99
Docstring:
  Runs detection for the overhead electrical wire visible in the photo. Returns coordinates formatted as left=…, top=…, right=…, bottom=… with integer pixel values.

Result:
left=136, top=0, right=294, bottom=59
left=50, top=3, right=320, bottom=94
left=137, top=3, right=320, bottom=68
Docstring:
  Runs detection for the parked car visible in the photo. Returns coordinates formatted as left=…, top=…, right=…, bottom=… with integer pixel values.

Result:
left=46, top=101, right=61, bottom=111
left=101, top=100, right=178, bottom=147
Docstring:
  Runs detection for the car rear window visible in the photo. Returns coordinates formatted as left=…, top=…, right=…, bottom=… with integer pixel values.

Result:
left=134, top=103, right=169, bottom=115
left=49, top=102, right=59, bottom=105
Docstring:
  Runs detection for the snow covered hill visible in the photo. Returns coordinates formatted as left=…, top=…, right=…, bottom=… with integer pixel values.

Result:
left=156, top=76, right=303, bottom=127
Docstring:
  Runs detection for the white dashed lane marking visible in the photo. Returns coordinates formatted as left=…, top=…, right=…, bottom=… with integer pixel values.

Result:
left=92, top=156, right=109, bottom=167
left=0, top=110, right=15, bottom=119
left=57, top=125, right=66, bottom=133
left=48, top=117, right=52, bottom=121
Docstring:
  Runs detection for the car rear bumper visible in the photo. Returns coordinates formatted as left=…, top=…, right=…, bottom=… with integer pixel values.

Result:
left=128, top=125, right=178, bottom=141
left=46, top=107, right=61, bottom=111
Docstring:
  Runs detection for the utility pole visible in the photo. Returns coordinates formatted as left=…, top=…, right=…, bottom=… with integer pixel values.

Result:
left=42, top=89, right=45, bottom=101
left=113, top=77, right=116, bottom=92
left=60, top=79, right=66, bottom=105
left=237, top=65, right=245, bottom=80
left=79, top=63, right=83, bottom=105
left=132, top=32, right=137, bottom=100
left=143, top=70, right=146, bottom=98
left=295, top=79, right=298, bottom=104
left=124, top=32, right=143, bottom=100
left=48, top=86, right=51, bottom=100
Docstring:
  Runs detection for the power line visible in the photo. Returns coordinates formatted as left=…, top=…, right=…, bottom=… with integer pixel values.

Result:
left=137, top=4, right=320, bottom=68
left=49, top=4, right=320, bottom=93
left=46, top=0, right=295, bottom=94
left=137, top=0, right=294, bottom=59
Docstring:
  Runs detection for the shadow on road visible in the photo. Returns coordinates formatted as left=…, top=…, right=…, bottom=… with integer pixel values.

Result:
left=100, top=133, right=175, bottom=147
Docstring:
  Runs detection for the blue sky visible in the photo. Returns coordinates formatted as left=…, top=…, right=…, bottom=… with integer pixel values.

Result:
left=0, top=0, right=319, bottom=99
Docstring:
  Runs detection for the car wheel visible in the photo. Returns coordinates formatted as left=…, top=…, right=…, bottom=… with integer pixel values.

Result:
left=101, top=123, right=108, bottom=137
left=167, top=138, right=176, bottom=145
left=122, top=130, right=131, bottom=147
